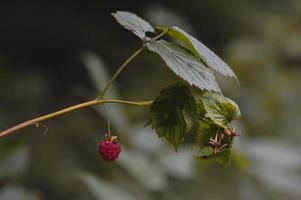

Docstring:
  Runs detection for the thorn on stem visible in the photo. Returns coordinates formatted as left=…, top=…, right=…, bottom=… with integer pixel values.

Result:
left=35, top=123, right=49, bottom=136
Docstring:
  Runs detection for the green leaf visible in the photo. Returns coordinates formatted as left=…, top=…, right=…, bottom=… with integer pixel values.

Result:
left=193, top=147, right=231, bottom=166
left=195, top=96, right=206, bottom=120
left=192, top=146, right=214, bottom=157
left=158, top=26, right=237, bottom=79
left=197, top=119, right=220, bottom=148
left=112, top=11, right=155, bottom=40
left=200, top=92, right=241, bottom=128
left=147, top=40, right=221, bottom=92
left=193, top=120, right=232, bottom=166
left=183, top=110, right=194, bottom=133
left=151, top=83, right=196, bottom=150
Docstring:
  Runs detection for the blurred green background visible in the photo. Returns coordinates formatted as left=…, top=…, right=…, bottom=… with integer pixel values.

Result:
left=1, top=0, right=301, bottom=199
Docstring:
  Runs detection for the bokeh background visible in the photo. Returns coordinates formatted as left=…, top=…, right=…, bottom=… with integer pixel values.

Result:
left=1, top=1, right=301, bottom=199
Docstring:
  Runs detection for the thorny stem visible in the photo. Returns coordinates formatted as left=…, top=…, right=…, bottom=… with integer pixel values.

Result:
left=0, top=99, right=153, bottom=138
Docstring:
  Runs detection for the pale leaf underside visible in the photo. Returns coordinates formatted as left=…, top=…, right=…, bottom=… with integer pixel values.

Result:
left=169, top=26, right=237, bottom=79
left=112, top=11, right=155, bottom=40
left=147, top=40, right=220, bottom=92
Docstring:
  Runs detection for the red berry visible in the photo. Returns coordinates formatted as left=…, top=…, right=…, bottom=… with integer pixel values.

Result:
left=99, top=137, right=121, bottom=161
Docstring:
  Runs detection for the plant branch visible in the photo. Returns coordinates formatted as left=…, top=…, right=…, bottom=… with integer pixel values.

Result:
left=0, top=30, right=168, bottom=138
left=152, top=29, right=167, bottom=41
left=97, top=45, right=146, bottom=100
left=97, top=30, right=167, bottom=100
left=0, top=99, right=153, bottom=138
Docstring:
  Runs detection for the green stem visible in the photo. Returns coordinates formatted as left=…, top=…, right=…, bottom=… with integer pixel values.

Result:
left=0, top=99, right=153, bottom=138
left=152, top=29, right=167, bottom=41
left=97, top=30, right=167, bottom=100
left=0, top=30, right=168, bottom=138
left=97, top=45, right=145, bottom=100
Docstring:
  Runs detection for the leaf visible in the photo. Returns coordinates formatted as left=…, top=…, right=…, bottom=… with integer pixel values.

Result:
left=195, top=96, right=206, bottom=120
left=192, top=146, right=214, bottom=158
left=200, top=92, right=241, bottom=128
left=193, top=146, right=231, bottom=166
left=197, top=119, right=220, bottom=148
left=158, top=26, right=237, bottom=79
left=147, top=40, right=221, bottom=92
left=151, top=83, right=196, bottom=150
left=112, top=11, right=155, bottom=40
left=193, top=119, right=233, bottom=166
left=183, top=110, right=194, bottom=133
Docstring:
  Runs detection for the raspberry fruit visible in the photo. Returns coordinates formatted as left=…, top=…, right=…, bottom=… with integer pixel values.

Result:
left=99, top=136, right=121, bottom=161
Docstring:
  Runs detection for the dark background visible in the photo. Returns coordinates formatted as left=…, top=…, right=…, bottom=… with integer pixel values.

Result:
left=1, top=1, right=301, bottom=200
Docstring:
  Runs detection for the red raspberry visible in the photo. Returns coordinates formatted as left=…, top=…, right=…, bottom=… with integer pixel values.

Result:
left=99, top=136, right=121, bottom=161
